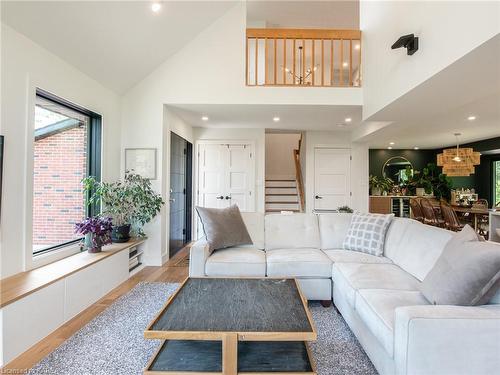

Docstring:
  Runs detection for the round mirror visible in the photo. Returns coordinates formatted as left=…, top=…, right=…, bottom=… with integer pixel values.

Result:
left=382, top=156, right=413, bottom=184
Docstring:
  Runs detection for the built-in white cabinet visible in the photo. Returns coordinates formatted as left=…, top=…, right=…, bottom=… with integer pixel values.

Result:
left=0, top=247, right=133, bottom=367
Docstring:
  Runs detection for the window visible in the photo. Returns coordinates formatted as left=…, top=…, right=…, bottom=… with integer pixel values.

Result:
left=32, top=89, right=101, bottom=255
left=494, top=160, right=500, bottom=206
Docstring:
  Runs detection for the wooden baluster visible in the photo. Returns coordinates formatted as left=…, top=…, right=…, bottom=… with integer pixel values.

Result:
left=245, top=37, right=248, bottom=85
left=340, top=38, right=344, bottom=86
left=293, top=39, right=296, bottom=85
left=349, top=39, right=353, bottom=86
left=312, top=39, right=315, bottom=86
left=358, top=38, right=362, bottom=86
left=274, top=38, right=277, bottom=85
left=330, top=39, right=334, bottom=86
left=255, top=37, right=258, bottom=86
left=283, top=38, right=287, bottom=85
left=302, top=39, right=305, bottom=85
left=264, top=37, right=268, bottom=85
left=321, top=39, right=324, bottom=86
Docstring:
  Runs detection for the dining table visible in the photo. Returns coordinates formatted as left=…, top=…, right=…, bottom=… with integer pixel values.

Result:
left=451, top=205, right=490, bottom=231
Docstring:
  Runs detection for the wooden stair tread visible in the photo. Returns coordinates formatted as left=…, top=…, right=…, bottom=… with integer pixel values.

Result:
left=266, top=201, right=299, bottom=204
left=266, top=209, right=300, bottom=212
left=265, top=193, right=297, bottom=196
left=265, top=186, right=297, bottom=189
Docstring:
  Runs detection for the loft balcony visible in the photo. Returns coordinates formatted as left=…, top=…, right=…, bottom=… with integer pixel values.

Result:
left=246, top=28, right=362, bottom=87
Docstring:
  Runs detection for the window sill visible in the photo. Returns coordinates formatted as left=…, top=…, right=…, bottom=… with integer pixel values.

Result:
left=31, top=243, right=82, bottom=269
left=0, top=238, right=146, bottom=308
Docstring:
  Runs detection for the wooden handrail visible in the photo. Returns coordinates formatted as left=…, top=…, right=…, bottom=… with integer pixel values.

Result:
left=294, top=136, right=305, bottom=212
left=246, top=28, right=362, bottom=87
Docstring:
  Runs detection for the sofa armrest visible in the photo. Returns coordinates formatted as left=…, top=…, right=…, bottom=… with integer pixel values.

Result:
left=394, top=305, right=500, bottom=375
left=189, top=239, right=210, bottom=277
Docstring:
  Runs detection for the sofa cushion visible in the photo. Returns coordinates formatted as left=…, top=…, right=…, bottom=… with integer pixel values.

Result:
left=355, top=289, right=429, bottom=357
left=421, top=226, right=500, bottom=306
left=384, top=218, right=453, bottom=281
left=205, top=247, right=266, bottom=277
left=266, top=248, right=332, bottom=278
left=318, top=213, right=353, bottom=250
left=195, top=205, right=252, bottom=253
left=265, top=213, right=320, bottom=251
left=239, top=212, right=265, bottom=250
left=343, top=213, right=394, bottom=256
left=324, top=250, right=393, bottom=265
left=332, top=263, right=421, bottom=307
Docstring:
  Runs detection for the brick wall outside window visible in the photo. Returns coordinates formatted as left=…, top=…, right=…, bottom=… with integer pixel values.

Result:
left=33, top=125, right=87, bottom=251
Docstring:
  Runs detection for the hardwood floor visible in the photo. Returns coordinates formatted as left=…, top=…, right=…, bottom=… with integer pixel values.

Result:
left=2, top=246, right=190, bottom=372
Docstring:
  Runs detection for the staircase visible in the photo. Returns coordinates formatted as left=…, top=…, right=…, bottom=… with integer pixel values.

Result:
left=265, top=179, right=301, bottom=213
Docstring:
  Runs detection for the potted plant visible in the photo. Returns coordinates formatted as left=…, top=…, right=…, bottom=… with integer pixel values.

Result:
left=337, top=205, right=354, bottom=213
left=82, top=173, right=164, bottom=242
left=369, top=175, right=394, bottom=196
left=75, top=216, right=113, bottom=253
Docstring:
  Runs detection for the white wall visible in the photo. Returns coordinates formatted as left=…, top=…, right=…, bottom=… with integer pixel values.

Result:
left=265, top=133, right=301, bottom=180
left=304, top=131, right=368, bottom=213
left=0, top=24, right=122, bottom=278
left=193, top=127, right=266, bottom=213
left=361, top=0, right=500, bottom=120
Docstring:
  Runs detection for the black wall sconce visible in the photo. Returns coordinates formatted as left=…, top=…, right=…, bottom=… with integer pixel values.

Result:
left=391, top=34, right=419, bottom=55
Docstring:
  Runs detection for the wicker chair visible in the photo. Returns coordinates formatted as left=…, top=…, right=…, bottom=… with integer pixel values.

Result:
left=410, top=198, right=424, bottom=222
left=420, top=198, right=445, bottom=227
left=440, top=202, right=464, bottom=232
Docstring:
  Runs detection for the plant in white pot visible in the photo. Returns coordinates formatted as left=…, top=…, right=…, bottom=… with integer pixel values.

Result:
left=82, top=173, right=164, bottom=242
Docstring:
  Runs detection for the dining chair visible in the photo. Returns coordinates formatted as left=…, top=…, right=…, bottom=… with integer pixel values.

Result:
left=474, top=199, right=489, bottom=237
left=474, top=199, right=489, bottom=209
left=410, top=198, right=424, bottom=222
left=420, top=198, right=445, bottom=227
left=440, top=202, right=464, bottom=232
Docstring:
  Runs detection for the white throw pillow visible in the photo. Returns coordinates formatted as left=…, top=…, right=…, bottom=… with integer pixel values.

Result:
left=342, top=213, right=394, bottom=256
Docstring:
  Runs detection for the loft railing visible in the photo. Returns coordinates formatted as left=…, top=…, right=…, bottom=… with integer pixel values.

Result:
left=246, top=28, right=362, bottom=87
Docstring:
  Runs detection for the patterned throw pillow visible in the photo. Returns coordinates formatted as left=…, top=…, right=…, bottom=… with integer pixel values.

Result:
left=342, top=213, right=394, bottom=256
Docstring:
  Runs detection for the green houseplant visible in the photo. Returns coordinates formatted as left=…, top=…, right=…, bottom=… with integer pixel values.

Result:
left=82, top=173, right=164, bottom=242
left=369, top=175, right=394, bottom=196
left=407, top=163, right=452, bottom=201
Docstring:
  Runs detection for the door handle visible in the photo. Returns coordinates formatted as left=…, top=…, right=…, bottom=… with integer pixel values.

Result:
left=315, top=195, right=323, bottom=199
left=169, top=198, right=175, bottom=203
left=225, top=196, right=231, bottom=200
left=216, top=196, right=224, bottom=200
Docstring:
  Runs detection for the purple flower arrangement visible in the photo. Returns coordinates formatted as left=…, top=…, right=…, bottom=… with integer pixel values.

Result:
left=75, top=216, right=113, bottom=253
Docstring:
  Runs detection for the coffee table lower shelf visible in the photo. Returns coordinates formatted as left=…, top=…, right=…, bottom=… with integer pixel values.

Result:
left=144, top=340, right=316, bottom=375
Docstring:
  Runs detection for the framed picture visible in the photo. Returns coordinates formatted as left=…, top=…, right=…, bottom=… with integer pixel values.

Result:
left=125, top=148, right=157, bottom=179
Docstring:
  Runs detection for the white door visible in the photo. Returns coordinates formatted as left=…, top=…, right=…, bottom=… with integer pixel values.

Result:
left=197, top=144, right=227, bottom=209
left=225, top=145, right=253, bottom=211
left=197, top=142, right=254, bottom=211
left=314, top=148, right=351, bottom=210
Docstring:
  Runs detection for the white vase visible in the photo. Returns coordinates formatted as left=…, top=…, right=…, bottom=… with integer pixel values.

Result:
left=416, top=188, right=425, bottom=197
left=372, top=187, right=382, bottom=196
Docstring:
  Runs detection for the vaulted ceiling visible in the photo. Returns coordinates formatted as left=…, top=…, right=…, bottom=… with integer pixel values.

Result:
left=1, top=1, right=236, bottom=93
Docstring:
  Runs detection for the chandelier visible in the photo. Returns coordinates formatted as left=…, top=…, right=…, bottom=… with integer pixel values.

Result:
left=437, top=133, right=480, bottom=176
left=283, top=46, right=319, bottom=85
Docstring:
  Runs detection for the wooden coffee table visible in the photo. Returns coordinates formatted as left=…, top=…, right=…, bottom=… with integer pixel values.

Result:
left=144, top=278, right=317, bottom=374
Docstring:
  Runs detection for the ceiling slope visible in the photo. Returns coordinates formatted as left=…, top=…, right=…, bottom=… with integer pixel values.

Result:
left=1, top=1, right=236, bottom=93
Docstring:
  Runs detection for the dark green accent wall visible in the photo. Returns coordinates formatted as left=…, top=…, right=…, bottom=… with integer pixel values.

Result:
left=369, top=136, right=500, bottom=206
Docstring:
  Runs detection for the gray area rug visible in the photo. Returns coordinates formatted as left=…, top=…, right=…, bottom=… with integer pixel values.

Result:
left=28, top=282, right=377, bottom=375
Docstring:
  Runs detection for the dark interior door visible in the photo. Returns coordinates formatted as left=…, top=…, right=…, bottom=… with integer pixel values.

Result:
left=169, top=132, right=192, bottom=257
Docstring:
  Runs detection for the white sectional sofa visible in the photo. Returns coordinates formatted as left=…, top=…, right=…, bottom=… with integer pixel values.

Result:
left=189, top=212, right=500, bottom=375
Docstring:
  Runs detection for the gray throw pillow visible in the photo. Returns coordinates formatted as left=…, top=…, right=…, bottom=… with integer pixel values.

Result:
left=421, top=225, right=500, bottom=306
left=195, top=205, right=253, bottom=253
left=342, top=213, right=394, bottom=256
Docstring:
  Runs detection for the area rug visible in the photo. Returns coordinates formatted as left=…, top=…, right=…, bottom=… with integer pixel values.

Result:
left=28, top=282, right=377, bottom=375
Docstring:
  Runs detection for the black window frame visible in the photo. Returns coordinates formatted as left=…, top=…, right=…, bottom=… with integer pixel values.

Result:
left=33, top=88, right=102, bottom=256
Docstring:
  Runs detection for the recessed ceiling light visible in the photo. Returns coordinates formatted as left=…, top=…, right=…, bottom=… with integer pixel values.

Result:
left=201, top=116, right=209, bottom=121
left=387, top=146, right=393, bottom=150
left=389, top=142, right=395, bottom=145
left=151, top=2, right=161, bottom=12
left=273, top=116, right=280, bottom=122
left=342, top=62, right=348, bottom=68
left=414, top=146, right=419, bottom=150
left=345, top=117, right=352, bottom=123
left=467, top=115, right=476, bottom=121
left=354, top=44, right=360, bottom=50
